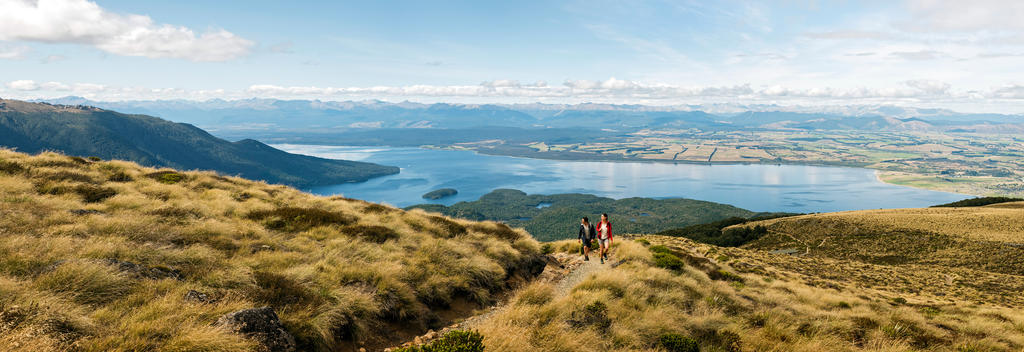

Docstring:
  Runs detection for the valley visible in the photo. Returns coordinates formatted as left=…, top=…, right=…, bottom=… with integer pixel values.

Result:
left=433, top=130, right=1024, bottom=197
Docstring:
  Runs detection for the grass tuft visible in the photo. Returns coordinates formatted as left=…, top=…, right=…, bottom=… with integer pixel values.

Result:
left=246, top=207, right=357, bottom=232
left=74, top=184, right=118, bottom=203
left=658, top=333, right=699, bottom=352
left=393, top=330, right=485, bottom=352
left=146, top=170, right=186, bottom=184
left=341, top=224, right=400, bottom=243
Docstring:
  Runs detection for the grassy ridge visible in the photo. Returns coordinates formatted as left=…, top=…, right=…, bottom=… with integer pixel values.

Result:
left=408, top=189, right=754, bottom=241
left=732, top=206, right=1024, bottom=306
left=474, top=238, right=1024, bottom=351
left=0, top=149, right=542, bottom=351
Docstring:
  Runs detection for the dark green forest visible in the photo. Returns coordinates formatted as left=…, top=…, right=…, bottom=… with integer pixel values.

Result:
left=407, top=189, right=755, bottom=241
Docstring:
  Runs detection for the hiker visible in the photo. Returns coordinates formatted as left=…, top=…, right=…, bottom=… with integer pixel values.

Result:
left=596, top=213, right=612, bottom=264
left=578, top=216, right=596, bottom=261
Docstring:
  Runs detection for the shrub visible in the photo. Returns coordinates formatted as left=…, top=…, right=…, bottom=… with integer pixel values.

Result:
left=708, top=270, right=744, bottom=283
left=87, top=156, right=102, bottom=162
left=891, top=297, right=908, bottom=305
left=246, top=207, right=357, bottom=232
left=634, top=238, right=650, bottom=246
left=653, top=252, right=685, bottom=271
left=146, top=170, right=185, bottom=184
left=468, top=222, right=521, bottom=242
left=836, top=301, right=852, bottom=309
left=68, top=156, right=89, bottom=164
left=148, top=207, right=202, bottom=220
left=656, top=216, right=779, bottom=247
left=74, top=184, right=117, bottom=203
left=568, top=301, right=611, bottom=331
left=428, top=216, right=468, bottom=238
left=231, top=191, right=253, bottom=202
left=649, top=245, right=672, bottom=254
left=39, top=170, right=95, bottom=183
left=0, top=159, right=25, bottom=174
left=659, top=333, right=699, bottom=352
left=35, top=181, right=72, bottom=195
left=342, top=224, right=400, bottom=243
left=107, top=171, right=134, bottom=182
left=540, top=243, right=554, bottom=255
left=393, top=330, right=485, bottom=352
left=920, top=306, right=941, bottom=317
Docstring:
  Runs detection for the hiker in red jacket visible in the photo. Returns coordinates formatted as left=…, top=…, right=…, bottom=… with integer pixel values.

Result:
left=596, top=213, right=612, bottom=264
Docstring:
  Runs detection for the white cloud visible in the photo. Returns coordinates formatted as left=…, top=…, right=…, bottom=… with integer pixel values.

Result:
left=7, top=80, right=40, bottom=90
left=0, top=0, right=253, bottom=61
left=6, top=79, right=1024, bottom=115
left=906, top=0, right=1024, bottom=32
left=992, top=85, right=1024, bottom=99
left=904, top=79, right=950, bottom=95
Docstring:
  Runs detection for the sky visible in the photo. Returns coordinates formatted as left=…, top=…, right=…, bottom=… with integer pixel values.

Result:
left=1, top=0, right=1024, bottom=112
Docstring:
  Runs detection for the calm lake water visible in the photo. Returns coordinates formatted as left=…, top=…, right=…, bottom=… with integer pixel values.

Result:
left=275, top=145, right=967, bottom=213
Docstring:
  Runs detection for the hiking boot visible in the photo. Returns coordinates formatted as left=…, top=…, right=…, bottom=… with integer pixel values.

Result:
left=600, top=257, right=604, bottom=264
left=584, top=255, right=589, bottom=261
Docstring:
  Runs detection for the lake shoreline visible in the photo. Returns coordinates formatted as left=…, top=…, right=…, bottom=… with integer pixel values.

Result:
left=282, top=142, right=984, bottom=197
left=274, top=144, right=969, bottom=212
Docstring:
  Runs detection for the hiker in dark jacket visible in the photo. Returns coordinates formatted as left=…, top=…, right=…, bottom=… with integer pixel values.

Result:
left=578, top=216, right=596, bottom=261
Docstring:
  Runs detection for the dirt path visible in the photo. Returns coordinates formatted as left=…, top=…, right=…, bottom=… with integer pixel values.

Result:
left=553, top=255, right=608, bottom=297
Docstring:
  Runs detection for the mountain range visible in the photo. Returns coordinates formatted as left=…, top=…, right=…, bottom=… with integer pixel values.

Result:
left=38, top=96, right=1024, bottom=135
left=0, top=98, right=398, bottom=187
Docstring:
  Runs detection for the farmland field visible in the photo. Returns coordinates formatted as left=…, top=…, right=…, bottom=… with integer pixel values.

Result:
left=447, top=130, right=1024, bottom=197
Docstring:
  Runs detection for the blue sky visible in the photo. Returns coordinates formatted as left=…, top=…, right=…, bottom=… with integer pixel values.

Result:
left=2, top=0, right=1024, bottom=112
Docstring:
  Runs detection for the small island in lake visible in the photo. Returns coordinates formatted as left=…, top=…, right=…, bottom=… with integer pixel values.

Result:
left=422, top=188, right=458, bottom=200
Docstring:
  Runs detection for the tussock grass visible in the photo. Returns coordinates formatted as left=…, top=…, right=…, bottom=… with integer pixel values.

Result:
left=734, top=208, right=1024, bottom=305
left=475, top=236, right=1024, bottom=351
left=0, top=148, right=542, bottom=351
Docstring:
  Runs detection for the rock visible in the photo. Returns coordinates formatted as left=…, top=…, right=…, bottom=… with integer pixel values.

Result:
left=184, top=290, right=211, bottom=303
left=104, top=259, right=182, bottom=280
left=216, top=307, right=296, bottom=352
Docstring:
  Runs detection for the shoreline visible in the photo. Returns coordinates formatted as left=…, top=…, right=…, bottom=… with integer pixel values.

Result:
left=280, top=142, right=982, bottom=197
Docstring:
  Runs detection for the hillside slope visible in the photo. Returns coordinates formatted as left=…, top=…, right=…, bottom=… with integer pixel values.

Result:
left=730, top=205, right=1024, bottom=306
left=0, top=99, right=398, bottom=187
left=0, top=149, right=542, bottom=351
left=446, top=210, right=1024, bottom=351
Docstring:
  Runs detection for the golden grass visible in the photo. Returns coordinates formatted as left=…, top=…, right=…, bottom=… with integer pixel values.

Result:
left=0, top=148, right=542, bottom=351
left=722, top=206, right=1024, bottom=306
left=476, top=237, right=1024, bottom=351
left=746, top=204, right=1024, bottom=243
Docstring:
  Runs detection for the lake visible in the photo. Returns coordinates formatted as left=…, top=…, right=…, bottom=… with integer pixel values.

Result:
left=275, top=144, right=967, bottom=213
